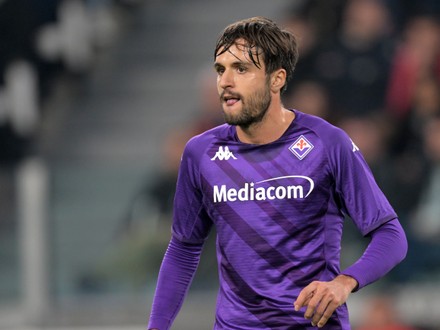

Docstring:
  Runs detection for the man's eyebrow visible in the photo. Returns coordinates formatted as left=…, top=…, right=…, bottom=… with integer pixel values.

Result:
left=214, top=60, right=251, bottom=69
left=213, top=62, right=224, bottom=71
left=232, top=61, right=251, bottom=67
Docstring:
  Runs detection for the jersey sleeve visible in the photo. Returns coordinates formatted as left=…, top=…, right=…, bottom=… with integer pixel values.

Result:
left=147, top=237, right=204, bottom=330
left=327, top=129, right=397, bottom=236
left=342, top=218, right=407, bottom=290
left=172, top=137, right=213, bottom=244
left=147, top=137, right=214, bottom=329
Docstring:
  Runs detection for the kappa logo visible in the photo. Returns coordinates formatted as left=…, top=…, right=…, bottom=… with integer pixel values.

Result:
left=211, top=146, right=237, bottom=161
left=289, top=135, right=314, bottom=160
left=351, top=139, right=360, bottom=152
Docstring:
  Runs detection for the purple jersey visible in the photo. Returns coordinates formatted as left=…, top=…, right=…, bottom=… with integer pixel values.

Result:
left=170, top=110, right=397, bottom=329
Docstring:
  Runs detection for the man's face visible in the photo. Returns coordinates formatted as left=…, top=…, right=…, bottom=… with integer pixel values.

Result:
left=214, top=40, right=271, bottom=127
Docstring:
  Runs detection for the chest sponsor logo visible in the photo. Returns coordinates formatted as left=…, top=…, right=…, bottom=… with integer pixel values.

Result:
left=213, top=175, right=314, bottom=203
left=289, top=135, right=314, bottom=160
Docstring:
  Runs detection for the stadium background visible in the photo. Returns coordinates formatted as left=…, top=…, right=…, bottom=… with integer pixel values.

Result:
left=1, top=0, right=440, bottom=329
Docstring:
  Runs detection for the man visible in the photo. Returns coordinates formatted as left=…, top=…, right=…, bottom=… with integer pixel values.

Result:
left=147, top=17, right=407, bottom=329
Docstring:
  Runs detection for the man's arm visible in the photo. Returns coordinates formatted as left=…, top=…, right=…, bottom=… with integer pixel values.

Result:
left=294, top=218, right=407, bottom=328
left=147, top=236, right=204, bottom=330
left=341, top=217, right=407, bottom=289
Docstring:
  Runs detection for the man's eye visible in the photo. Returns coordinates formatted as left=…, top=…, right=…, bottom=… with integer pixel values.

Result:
left=237, top=67, right=246, bottom=73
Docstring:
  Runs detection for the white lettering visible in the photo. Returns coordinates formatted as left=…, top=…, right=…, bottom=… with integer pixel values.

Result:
left=227, top=188, right=237, bottom=201
left=256, top=187, right=266, bottom=201
left=275, top=186, right=287, bottom=199
left=288, top=185, right=303, bottom=199
left=238, top=184, right=248, bottom=201
left=267, top=186, right=276, bottom=200
left=212, top=175, right=314, bottom=203
left=213, top=185, right=227, bottom=203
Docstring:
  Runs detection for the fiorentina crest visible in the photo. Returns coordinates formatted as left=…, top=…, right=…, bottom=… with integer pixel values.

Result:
left=289, top=135, right=314, bottom=160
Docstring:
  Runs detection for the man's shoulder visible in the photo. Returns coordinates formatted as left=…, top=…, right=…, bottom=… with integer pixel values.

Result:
left=185, top=123, right=232, bottom=154
left=295, top=111, right=346, bottom=143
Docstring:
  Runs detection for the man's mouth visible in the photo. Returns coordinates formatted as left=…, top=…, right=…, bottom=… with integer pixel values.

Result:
left=221, top=92, right=241, bottom=106
left=225, top=97, right=240, bottom=106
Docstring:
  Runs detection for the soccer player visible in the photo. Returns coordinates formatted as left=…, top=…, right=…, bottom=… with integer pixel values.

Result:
left=147, top=17, right=407, bottom=329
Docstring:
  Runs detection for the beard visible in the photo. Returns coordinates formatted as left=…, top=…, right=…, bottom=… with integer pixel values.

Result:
left=222, top=79, right=272, bottom=128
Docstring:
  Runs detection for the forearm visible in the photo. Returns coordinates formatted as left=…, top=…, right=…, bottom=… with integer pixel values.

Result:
left=147, top=236, right=203, bottom=330
left=342, top=218, right=407, bottom=290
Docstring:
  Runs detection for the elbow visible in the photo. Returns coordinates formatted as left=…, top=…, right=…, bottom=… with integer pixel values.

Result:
left=387, top=218, right=408, bottom=266
left=373, top=217, right=409, bottom=267
left=398, top=228, right=408, bottom=264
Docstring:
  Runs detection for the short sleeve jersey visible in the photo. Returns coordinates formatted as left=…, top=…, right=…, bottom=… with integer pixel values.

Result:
left=172, top=110, right=397, bottom=329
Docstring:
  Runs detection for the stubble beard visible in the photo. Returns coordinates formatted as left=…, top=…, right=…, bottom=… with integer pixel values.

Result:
left=222, top=80, right=272, bottom=129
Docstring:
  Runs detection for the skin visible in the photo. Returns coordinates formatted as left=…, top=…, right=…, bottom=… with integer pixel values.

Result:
left=294, top=275, right=358, bottom=327
left=214, top=40, right=294, bottom=145
left=150, top=39, right=358, bottom=330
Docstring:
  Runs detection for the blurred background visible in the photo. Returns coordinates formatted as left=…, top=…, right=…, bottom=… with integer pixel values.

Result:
left=1, top=0, right=440, bottom=329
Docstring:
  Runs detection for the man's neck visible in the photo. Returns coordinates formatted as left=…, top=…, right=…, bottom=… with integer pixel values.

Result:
left=236, top=106, right=295, bottom=145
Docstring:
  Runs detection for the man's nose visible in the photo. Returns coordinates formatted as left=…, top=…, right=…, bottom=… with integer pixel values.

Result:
left=218, top=70, right=234, bottom=89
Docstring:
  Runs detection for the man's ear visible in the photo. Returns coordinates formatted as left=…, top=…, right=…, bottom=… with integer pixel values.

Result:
left=271, top=68, right=287, bottom=93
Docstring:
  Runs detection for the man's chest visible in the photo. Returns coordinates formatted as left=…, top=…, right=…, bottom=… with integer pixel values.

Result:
left=200, top=138, right=332, bottom=206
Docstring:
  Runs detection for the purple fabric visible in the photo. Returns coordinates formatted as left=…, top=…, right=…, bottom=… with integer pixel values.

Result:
left=148, top=218, right=407, bottom=329
left=147, top=110, right=407, bottom=329
left=342, top=218, right=407, bottom=290
left=147, top=237, right=203, bottom=330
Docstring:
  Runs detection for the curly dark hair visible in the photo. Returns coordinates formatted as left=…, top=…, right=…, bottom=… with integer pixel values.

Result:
left=214, top=16, right=299, bottom=93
